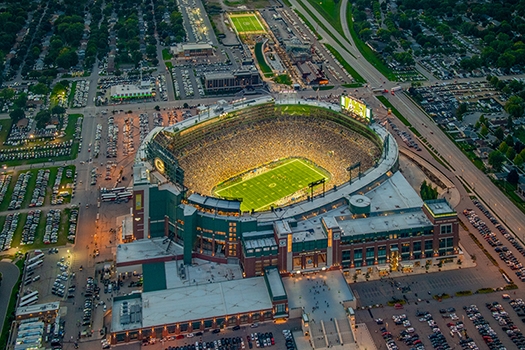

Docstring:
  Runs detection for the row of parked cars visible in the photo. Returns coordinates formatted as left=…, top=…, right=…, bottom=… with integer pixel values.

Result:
left=281, top=329, right=295, bottom=350
left=0, top=174, right=12, bottom=204
left=93, top=124, right=102, bottom=158
left=473, top=200, right=525, bottom=278
left=67, top=207, right=79, bottom=242
left=0, top=139, right=74, bottom=161
left=84, top=276, right=100, bottom=298
left=107, top=116, right=118, bottom=158
left=386, top=119, right=422, bottom=151
left=0, top=212, right=20, bottom=250
left=72, top=80, right=90, bottom=108
left=9, top=171, right=31, bottom=210
left=21, top=210, right=41, bottom=245
left=464, top=206, right=525, bottom=282
left=30, top=169, right=50, bottom=207
left=122, top=118, right=135, bottom=156
left=464, top=304, right=505, bottom=350
left=82, top=297, right=94, bottom=326
left=139, top=113, right=150, bottom=143
left=43, top=209, right=61, bottom=244
left=487, top=300, right=525, bottom=349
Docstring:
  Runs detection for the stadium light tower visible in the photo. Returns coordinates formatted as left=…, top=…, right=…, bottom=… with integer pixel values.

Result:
left=347, top=162, right=361, bottom=184
left=308, top=179, right=326, bottom=201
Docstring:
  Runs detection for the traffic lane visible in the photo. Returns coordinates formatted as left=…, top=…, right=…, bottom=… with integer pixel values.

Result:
left=0, top=261, right=20, bottom=333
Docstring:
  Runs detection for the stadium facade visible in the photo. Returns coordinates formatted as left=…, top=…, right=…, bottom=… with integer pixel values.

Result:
left=130, top=98, right=459, bottom=278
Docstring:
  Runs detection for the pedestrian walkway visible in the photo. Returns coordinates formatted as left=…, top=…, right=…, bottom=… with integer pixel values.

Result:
left=354, top=323, right=377, bottom=350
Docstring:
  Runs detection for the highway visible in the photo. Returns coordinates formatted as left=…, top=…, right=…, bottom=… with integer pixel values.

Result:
left=289, top=0, right=525, bottom=240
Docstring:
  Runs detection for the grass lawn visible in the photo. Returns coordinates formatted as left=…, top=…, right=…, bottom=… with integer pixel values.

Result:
left=162, top=48, right=173, bottom=60
left=274, top=74, right=292, bottom=85
left=165, top=61, right=173, bottom=70
left=254, top=42, right=273, bottom=77
left=306, top=0, right=343, bottom=36
left=0, top=120, right=12, bottom=145
left=230, top=13, right=266, bottom=33
left=346, top=4, right=395, bottom=81
left=214, top=158, right=328, bottom=212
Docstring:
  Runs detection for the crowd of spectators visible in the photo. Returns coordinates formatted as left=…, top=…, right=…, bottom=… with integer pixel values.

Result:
left=175, top=115, right=380, bottom=196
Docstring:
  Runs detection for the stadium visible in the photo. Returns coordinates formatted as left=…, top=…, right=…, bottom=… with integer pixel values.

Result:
left=131, top=97, right=459, bottom=278
left=150, top=103, right=381, bottom=212
left=110, top=97, right=459, bottom=343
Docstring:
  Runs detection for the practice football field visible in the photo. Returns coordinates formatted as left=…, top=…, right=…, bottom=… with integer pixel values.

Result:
left=230, top=14, right=266, bottom=34
left=215, top=158, right=327, bottom=212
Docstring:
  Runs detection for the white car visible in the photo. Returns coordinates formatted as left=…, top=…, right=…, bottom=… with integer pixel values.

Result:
left=186, top=333, right=194, bottom=338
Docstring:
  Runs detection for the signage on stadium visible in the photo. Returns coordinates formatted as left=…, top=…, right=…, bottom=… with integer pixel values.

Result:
left=154, top=157, right=166, bottom=174
left=340, top=95, right=372, bottom=122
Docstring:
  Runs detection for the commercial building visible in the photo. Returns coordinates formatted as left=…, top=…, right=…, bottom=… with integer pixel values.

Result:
left=110, top=266, right=287, bottom=344
left=110, top=85, right=153, bottom=100
left=202, top=68, right=262, bottom=93
left=170, top=43, right=214, bottom=58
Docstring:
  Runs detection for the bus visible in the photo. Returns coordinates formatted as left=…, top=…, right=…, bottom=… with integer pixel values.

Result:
left=110, top=187, right=127, bottom=193
left=117, top=191, right=132, bottom=200
left=20, top=291, right=39, bottom=303
left=26, top=260, right=43, bottom=271
left=101, top=193, right=117, bottom=202
left=27, top=253, right=44, bottom=265
left=19, top=296, right=39, bottom=307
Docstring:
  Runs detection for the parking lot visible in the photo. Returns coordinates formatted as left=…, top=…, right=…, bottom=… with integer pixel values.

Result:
left=359, top=292, right=525, bottom=350
left=137, top=319, right=302, bottom=350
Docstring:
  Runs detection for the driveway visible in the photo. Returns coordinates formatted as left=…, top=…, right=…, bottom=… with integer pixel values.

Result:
left=0, top=261, right=20, bottom=334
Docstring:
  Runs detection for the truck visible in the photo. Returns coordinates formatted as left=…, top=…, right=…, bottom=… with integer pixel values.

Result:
left=391, top=86, right=402, bottom=92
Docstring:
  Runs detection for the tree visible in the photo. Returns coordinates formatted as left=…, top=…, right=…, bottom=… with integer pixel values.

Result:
left=480, top=124, right=489, bottom=137
left=154, top=105, right=160, bottom=111
left=456, top=103, right=468, bottom=120
left=420, top=180, right=438, bottom=200
left=506, top=147, right=516, bottom=161
left=9, top=108, right=25, bottom=123
left=514, top=154, right=524, bottom=167
left=505, top=96, right=524, bottom=119
left=499, top=141, right=509, bottom=153
left=0, top=88, right=15, bottom=101
left=13, top=93, right=27, bottom=109
left=30, top=83, right=49, bottom=95
left=507, top=168, right=519, bottom=185
left=488, top=150, right=506, bottom=171
left=35, top=109, right=51, bottom=129
left=494, top=127, right=504, bottom=140
left=51, top=105, right=66, bottom=115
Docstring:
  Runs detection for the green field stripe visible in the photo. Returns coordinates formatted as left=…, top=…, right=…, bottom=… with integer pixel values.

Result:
left=215, top=158, right=328, bottom=211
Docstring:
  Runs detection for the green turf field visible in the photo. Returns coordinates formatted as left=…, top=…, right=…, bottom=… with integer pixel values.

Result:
left=215, top=158, right=328, bottom=212
left=230, top=13, right=266, bottom=34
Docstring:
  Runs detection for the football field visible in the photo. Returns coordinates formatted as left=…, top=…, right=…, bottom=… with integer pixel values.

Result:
left=215, top=158, right=328, bottom=212
left=229, top=13, right=266, bottom=34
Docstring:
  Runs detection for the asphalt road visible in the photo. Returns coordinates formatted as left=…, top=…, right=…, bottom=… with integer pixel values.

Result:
left=0, top=261, right=20, bottom=337
left=289, top=0, right=525, bottom=248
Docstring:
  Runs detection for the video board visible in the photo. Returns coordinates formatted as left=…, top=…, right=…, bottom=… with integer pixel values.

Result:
left=340, top=95, right=371, bottom=122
